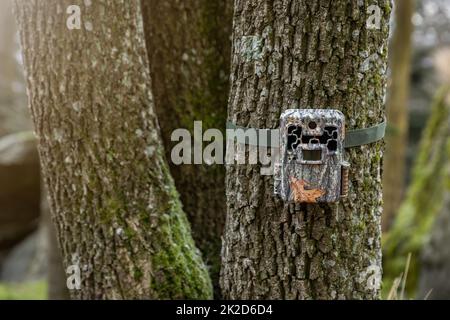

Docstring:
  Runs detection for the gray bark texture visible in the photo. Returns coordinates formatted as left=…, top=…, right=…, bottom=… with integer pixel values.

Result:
left=14, top=0, right=212, bottom=299
left=221, top=0, right=391, bottom=299
left=141, top=0, right=233, bottom=295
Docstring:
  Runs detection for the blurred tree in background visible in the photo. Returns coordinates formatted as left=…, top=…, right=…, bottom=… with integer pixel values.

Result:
left=0, top=0, right=30, bottom=136
left=383, top=85, right=450, bottom=297
left=382, top=0, right=450, bottom=299
left=417, top=49, right=450, bottom=299
left=382, top=0, right=414, bottom=232
left=141, top=0, right=232, bottom=296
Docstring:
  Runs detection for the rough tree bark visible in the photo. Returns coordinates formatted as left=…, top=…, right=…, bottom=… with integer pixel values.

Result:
left=382, top=0, right=414, bottom=232
left=221, top=0, right=391, bottom=299
left=141, top=0, right=233, bottom=294
left=14, top=0, right=212, bottom=299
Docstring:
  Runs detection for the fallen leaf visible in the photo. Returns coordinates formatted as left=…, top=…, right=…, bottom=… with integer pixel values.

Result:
left=289, top=177, right=325, bottom=203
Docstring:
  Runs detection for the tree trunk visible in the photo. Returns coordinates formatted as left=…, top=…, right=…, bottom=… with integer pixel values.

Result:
left=140, top=0, right=232, bottom=295
left=382, top=0, right=414, bottom=232
left=41, top=183, right=69, bottom=300
left=14, top=0, right=212, bottom=299
left=221, top=0, right=391, bottom=299
left=383, top=87, right=450, bottom=297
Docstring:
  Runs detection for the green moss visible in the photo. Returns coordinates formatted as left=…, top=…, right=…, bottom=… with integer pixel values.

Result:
left=99, top=197, right=122, bottom=224
left=133, top=268, right=143, bottom=281
left=96, top=181, right=213, bottom=299
left=124, top=226, right=135, bottom=239
left=115, top=157, right=212, bottom=299
left=95, top=157, right=213, bottom=298
left=148, top=180, right=213, bottom=299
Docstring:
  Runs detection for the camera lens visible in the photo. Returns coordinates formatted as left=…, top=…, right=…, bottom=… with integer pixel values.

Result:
left=308, top=121, right=317, bottom=130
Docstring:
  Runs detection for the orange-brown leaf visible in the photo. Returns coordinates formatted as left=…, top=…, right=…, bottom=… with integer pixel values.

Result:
left=289, top=177, right=325, bottom=203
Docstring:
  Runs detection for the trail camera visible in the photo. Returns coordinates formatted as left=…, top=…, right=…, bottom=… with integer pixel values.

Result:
left=274, top=109, right=350, bottom=203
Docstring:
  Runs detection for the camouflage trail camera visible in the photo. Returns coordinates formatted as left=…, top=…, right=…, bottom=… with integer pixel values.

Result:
left=274, top=109, right=350, bottom=203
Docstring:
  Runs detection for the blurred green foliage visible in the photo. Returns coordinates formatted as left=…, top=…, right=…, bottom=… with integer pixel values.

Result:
left=0, top=281, right=47, bottom=300
left=383, top=86, right=450, bottom=298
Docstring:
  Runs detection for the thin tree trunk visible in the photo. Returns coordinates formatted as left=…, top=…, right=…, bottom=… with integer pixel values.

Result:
left=221, top=0, right=391, bottom=299
left=382, top=0, right=414, bottom=232
left=141, top=0, right=232, bottom=295
left=14, top=0, right=212, bottom=299
left=41, top=183, right=69, bottom=300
